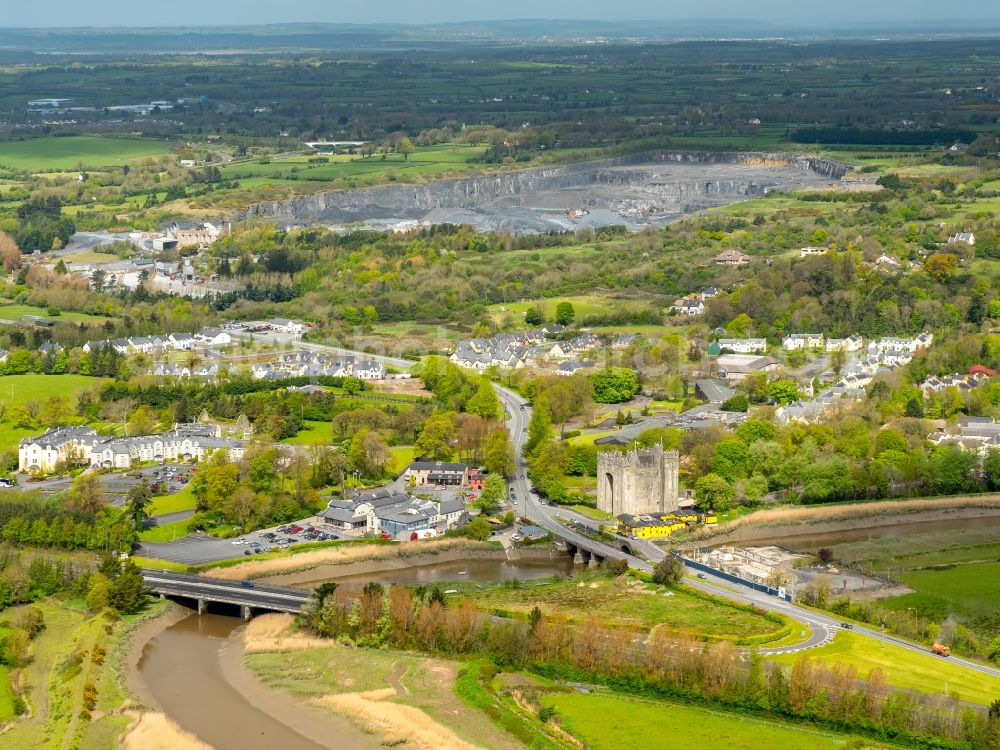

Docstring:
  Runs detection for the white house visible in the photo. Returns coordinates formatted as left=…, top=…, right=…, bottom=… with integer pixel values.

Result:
left=194, top=327, right=232, bottom=346
left=270, top=318, right=307, bottom=335
left=717, top=338, right=768, bottom=354
left=948, top=232, right=975, bottom=246
left=799, top=246, right=829, bottom=258
left=782, top=333, right=824, bottom=351
left=825, top=334, right=864, bottom=353
left=674, top=299, right=705, bottom=316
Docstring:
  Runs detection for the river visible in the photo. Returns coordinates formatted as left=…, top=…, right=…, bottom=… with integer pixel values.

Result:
left=134, top=556, right=576, bottom=750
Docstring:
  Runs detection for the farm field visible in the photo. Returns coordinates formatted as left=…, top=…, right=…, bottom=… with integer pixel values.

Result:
left=545, top=691, right=881, bottom=750
left=460, top=574, right=783, bottom=640
left=0, top=303, right=109, bottom=324
left=768, top=631, right=1000, bottom=706
left=0, top=136, right=173, bottom=171
left=220, top=143, right=487, bottom=183
left=885, top=561, right=1000, bottom=623
left=0, top=374, right=108, bottom=452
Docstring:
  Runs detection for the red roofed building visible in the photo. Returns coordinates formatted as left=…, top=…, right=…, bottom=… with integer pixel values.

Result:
left=969, top=364, right=997, bottom=378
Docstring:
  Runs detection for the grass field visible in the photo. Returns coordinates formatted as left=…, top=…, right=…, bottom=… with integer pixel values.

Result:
left=139, top=518, right=191, bottom=543
left=0, top=662, right=15, bottom=723
left=769, top=631, right=1000, bottom=706
left=461, top=574, right=780, bottom=639
left=546, top=692, right=871, bottom=750
left=487, top=294, right=635, bottom=328
left=148, top=485, right=196, bottom=516
left=0, top=136, right=173, bottom=171
left=885, top=561, right=1000, bottom=623
left=220, top=144, right=487, bottom=184
left=0, top=303, right=109, bottom=324
left=390, top=445, right=416, bottom=471
left=0, top=374, right=108, bottom=452
left=281, top=419, right=330, bottom=446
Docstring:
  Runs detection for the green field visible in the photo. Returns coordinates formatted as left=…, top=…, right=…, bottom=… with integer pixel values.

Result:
left=546, top=692, right=869, bottom=750
left=769, top=631, right=1000, bottom=706
left=461, top=574, right=781, bottom=640
left=148, top=485, right=196, bottom=516
left=138, top=517, right=191, bottom=543
left=0, top=136, right=173, bottom=171
left=390, top=444, right=416, bottom=471
left=0, top=656, right=14, bottom=722
left=281, top=419, right=330, bottom=446
left=487, top=294, right=636, bottom=327
left=886, top=561, right=1000, bottom=623
left=0, top=303, right=109, bottom=324
left=0, top=374, right=108, bottom=452
left=220, top=143, right=487, bottom=183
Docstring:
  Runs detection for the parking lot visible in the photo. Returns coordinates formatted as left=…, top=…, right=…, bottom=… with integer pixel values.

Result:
left=9, top=462, right=197, bottom=507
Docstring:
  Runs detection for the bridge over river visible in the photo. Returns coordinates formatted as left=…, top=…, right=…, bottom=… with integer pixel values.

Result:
left=142, top=570, right=309, bottom=619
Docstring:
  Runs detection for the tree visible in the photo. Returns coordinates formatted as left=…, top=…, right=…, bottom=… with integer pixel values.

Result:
left=475, top=474, right=506, bottom=511
left=652, top=555, right=683, bottom=585
left=555, top=301, right=576, bottom=325
left=483, top=429, right=515, bottom=478
left=464, top=516, right=491, bottom=541
left=924, top=252, right=958, bottom=282
left=396, top=136, right=414, bottom=161
left=0, top=230, right=22, bottom=273
left=224, top=485, right=258, bottom=533
left=830, top=347, right=846, bottom=376
left=591, top=367, right=639, bottom=404
left=720, top=393, right=748, bottom=412
left=107, top=560, right=147, bottom=614
left=524, top=307, right=544, bottom=326
left=767, top=379, right=800, bottom=405
left=725, top=313, right=752, bottom=338
left=466, top=378, right=501, bottom=420
left=415, top=413, right=456, bottom=461
left=67, top=473, right=106, bottom=514
left=694, top=473, right=735, bottom=512
left=524, top=396, right=553, bottom=458
left=985, top=449, right=1000, bottom=490
left=86, top=571, right=111, bottom=612
left=123, top=480, right=153, bottom=531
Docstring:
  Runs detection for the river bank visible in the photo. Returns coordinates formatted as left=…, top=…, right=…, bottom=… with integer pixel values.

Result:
left=684, top=495, right=1000, bottom=547
left=125, top=604, right=377, bottom=750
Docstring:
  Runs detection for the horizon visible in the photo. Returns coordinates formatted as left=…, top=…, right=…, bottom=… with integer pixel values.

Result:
left=1, top=2, right=999, bottom=30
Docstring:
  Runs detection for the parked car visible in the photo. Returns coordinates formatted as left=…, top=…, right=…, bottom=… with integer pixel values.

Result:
left=241, top=580, right=254, bottom=588
left=0, top=478, right=14, bottom=488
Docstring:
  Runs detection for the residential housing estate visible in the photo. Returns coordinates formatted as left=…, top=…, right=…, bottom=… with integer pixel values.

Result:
left=19, top=423, right=245, bottom=473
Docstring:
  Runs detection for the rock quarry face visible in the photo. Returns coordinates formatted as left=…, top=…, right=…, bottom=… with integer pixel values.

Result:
left=235, top=150, right=849, bottom=234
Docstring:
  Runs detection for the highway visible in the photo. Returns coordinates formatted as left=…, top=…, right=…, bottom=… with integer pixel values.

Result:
left=496, top=384, right=1000, bottom=673
left=142, top=570, right=309, bottom=614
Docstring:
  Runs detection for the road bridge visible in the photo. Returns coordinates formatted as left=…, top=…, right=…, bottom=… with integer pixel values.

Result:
left=142, top=570, right=309, bottom=619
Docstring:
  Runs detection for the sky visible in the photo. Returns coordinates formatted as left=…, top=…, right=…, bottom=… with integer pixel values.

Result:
left=3, top=1, right=998, bottom=28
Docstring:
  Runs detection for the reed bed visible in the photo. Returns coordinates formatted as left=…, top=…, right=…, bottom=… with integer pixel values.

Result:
left=206, top=538, right=486, bottom=580
left=243, top=613, right=329, bottom=653
left=121, top=712, right=213, bottom=750
left=314, top=690, right=480, bottom=750
left=688, top=495, right=1000, bottom=542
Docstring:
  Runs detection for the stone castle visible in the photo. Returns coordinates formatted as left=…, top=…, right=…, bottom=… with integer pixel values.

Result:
left=597, top=444, right=679, bottom=516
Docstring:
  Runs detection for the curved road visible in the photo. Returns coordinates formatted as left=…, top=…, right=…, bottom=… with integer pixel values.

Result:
left=496, top=384, right=1000, bottom=674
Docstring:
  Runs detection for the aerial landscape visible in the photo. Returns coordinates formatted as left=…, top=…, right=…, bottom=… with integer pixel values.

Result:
left=2, top=1, right=1000, bottom=749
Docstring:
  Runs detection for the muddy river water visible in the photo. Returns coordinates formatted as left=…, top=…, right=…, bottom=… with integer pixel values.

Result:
left=135, top=557, right=577, bottom=750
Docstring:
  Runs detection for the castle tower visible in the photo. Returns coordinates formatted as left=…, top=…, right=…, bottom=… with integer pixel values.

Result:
left=597, top=444, right=679, bottom=516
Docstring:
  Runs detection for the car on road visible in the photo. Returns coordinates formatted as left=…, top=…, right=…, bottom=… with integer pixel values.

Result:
left=511, top=533, right=523, bottom=542
left=840, top=622, right=854, bottom=630
left=243, top=549, right=252, bottom=555
left=241, top=580, right=254, bottom=588
left=696, top=573, right=707, bottom=579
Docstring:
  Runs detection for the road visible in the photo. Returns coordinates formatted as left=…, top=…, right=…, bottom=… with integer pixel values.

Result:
left=496, top=384, right=1000, bottom=672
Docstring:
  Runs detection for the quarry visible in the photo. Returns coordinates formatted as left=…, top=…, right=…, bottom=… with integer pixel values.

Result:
left=237, top=150, right=850, bottom=234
